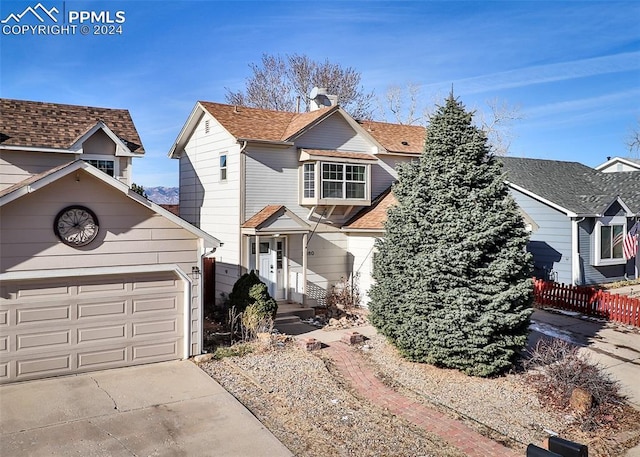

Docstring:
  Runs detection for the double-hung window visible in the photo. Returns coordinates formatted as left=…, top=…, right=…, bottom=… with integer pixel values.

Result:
left=220, top=154, right=227, bottom=181
left=321, top=163, right=366, bottom=199
left=593, top=217, right=627, bottom=266
left=303, top=163, right=315, bottom=198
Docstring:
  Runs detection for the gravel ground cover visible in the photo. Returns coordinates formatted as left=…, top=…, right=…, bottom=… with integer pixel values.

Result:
left=200, top=334, right=640, bottom=457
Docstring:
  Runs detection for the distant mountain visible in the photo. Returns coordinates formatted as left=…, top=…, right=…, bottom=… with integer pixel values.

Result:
left=144, top=186, right=179, bottom=204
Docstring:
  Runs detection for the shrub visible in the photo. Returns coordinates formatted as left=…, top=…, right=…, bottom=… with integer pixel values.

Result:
left=228, top=271, right=278, bottom=317
left=248, top=282, right=278, bottom=318
left=241, top=303, right=274, bottom=341
left=524, top=338, right=627, bottom=430
left=212, top=343, right=254, bottom=360
left=326, top=274, right=361, bottom=311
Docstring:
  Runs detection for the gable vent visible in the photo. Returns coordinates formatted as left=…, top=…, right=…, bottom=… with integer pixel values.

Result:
left=204, top=119, right=210, bottom=134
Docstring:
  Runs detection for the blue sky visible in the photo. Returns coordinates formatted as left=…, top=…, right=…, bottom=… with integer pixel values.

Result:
left=1, top=0, right=639, bottom=187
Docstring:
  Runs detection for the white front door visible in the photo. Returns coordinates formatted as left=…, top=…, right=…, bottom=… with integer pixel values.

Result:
left=252, top=237, right=286, bottom=300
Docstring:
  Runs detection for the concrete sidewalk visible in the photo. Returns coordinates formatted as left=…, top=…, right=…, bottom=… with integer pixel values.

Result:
left=0, top=360, right=292, bottom=457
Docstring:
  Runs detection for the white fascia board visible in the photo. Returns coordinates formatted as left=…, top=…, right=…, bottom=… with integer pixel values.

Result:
left=341, top=228, right=385, bottom=234
left=237, top=138, right=294, bottom=147
left=600, top=196, right=635, bottom=216
left=335, top=108, right=387, bottom=152
left=595, top=157, right=640, bottom=171
left=0, top=263, right=191, bottom=282
left=70, top=121, right=137, bottom=157
left=505, top=181, right=578, bottom=217
left=0, top=162, right=84, bottom=206
left=0, top=161, right=221, bottom=247
left=168, top=102, right=205, bottom=159
left=0, top=145, right=78, bottom=154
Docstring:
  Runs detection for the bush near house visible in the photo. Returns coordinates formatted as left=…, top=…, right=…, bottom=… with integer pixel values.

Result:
left=228, top=270, right=278, bottom=317
left=369, top=94, right=533, bottom=377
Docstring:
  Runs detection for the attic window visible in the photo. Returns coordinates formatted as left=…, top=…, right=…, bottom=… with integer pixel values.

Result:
left=205, top=120, right=210, bottom=134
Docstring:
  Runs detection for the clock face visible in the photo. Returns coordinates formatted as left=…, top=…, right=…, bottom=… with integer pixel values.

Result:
left=54, top=206, right=99, bottom=247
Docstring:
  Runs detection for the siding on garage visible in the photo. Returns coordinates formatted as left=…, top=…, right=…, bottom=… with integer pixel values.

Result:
left=0, top=170, right=204, bottom=355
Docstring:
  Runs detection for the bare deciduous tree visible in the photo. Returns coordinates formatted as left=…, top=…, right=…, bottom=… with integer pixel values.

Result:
left=225, top=53, right=374, bottom=119
left=474, top=98, right=523, bottom=156
left=626, top=117, right=640, bottom=158
left=376, top=84, right=522, bottom=155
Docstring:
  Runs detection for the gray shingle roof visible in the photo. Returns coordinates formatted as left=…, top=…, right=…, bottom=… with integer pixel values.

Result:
left=500, top=156, right=640, bottom=215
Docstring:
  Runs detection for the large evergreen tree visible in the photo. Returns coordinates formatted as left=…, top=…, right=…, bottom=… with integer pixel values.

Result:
left=369, top=95, right=533, bottom=377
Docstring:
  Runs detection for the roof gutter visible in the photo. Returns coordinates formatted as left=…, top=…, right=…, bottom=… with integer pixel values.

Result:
left=236, top=138, right=294, bottom=147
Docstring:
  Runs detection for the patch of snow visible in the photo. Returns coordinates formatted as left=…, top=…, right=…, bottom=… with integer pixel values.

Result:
left=529, top=320, right=579, bottom=345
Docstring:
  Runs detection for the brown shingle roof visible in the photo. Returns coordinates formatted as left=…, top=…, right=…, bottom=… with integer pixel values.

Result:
left=242, top=205, right=285, bottom=228
left=357, top=120, right=425, bottom=154
left=343, top=187, right=397, bottom=230
left=199, top=102, right=335, bottom=142
left=0, top=98, right=144, bottom=153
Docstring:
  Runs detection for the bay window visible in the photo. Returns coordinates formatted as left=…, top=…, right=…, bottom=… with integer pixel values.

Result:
left=300, top=161, right=370, bottom=205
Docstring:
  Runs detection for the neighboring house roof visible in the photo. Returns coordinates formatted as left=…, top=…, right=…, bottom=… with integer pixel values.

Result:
left=595, top=156, right=640, bottom=172
left=343, top=187, right=397, bottom=231
left=0, top=160, right=220, bottom=247
left=500, top=156, right=640, bottom=216
left=357, top=120, right=425, bottom=154
left=0, top=98, right=144, bottom=153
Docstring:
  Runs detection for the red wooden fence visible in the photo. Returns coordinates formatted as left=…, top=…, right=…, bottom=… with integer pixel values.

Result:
left=533, top=279, right=640, bottom=327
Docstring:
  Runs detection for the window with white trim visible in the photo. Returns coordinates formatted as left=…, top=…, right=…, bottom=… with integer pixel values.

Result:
left=321, top=163, right=366, bottom=199
left=300, top=161, right=370, bottom=205
left=303, top=163, right=315, bottom=198
left=593, top=217, right=627, bottom=266
left=85, top=159, right=115, bottom=177
left=220, top=154, right=227, bottom=181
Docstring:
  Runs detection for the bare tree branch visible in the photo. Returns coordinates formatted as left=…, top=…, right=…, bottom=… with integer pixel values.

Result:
left=225, top=53, right=375, bottom=119
left=626, top=117, right=640, bottom=158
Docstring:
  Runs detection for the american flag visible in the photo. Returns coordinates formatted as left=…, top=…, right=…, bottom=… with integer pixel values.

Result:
left=623, top=221, right=640, bottom=260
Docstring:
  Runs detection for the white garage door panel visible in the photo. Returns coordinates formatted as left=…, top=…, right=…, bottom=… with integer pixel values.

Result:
left=0, top=272, right=184, bottom=384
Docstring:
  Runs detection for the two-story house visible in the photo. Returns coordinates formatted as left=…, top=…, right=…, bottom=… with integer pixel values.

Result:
left=169, top=95, right=424, bottom=306
left=0, top=98, right=220, bottom=384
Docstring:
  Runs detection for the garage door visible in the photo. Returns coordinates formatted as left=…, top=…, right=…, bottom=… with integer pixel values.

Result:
left=0, top=272, right=185, bottom=384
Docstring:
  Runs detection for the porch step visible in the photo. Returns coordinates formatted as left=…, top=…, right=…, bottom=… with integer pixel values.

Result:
left=276, top=304, right=315, bottom=320
left=274, top=315, right=302, bottom=325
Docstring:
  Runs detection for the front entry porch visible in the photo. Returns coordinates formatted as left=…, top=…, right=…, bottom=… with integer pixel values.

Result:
left=241, top=205, right=311, bottom=306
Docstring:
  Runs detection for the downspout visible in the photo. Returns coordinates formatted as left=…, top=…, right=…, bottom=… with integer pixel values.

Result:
left=572, top=217, right=585, bottom=285
left=238, top=141, right=248, bottom=275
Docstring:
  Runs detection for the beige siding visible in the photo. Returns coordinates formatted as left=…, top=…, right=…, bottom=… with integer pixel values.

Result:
left=245, top=145, right=302, bottom=219
left=0, top=150, right=77, bottom=190
left=346, top=234, right=378, bottom=306
left=179, top=113, right=240, bottom=297
left=295, top=114, right=374, bottom=152
left=288, top=231, right=350, bottom=306
left=0, top=171, right=204, bottom=355
left=82, top=129, right=116, bottom=155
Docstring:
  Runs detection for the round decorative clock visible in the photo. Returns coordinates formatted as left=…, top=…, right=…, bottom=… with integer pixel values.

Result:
left=54, top=205, right=99, bottom=247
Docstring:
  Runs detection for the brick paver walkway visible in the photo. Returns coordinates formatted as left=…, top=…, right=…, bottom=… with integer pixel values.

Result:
left=323, top=342, right=521, bottom=457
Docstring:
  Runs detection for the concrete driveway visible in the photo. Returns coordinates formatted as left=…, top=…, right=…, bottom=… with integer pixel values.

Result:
left=530, top=309, right=640, bottom=409
left=0, top=360, right=292, bottom=457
